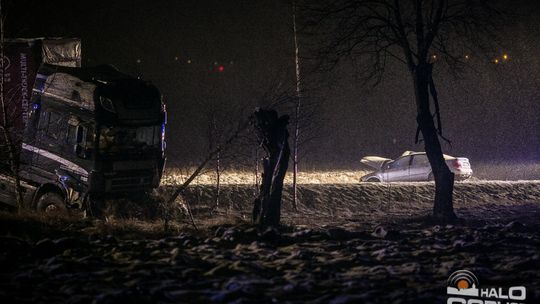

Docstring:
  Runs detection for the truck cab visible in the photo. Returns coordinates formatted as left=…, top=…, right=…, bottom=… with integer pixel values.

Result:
left=1, top=63, right=166, bottom=213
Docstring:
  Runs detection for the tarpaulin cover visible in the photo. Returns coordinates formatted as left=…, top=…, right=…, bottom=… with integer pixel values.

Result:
left=42, top=38, right=81, bottom=67
left=41, top=72, right=96, bottom=111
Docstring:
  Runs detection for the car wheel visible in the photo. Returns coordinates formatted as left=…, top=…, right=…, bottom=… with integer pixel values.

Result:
left=367, top=177, right=381, bottom=182
left=36, top=192, right=66, bottom=214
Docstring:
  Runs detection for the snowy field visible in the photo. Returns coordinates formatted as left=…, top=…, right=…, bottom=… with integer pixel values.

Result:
left=2, top=166, right=539, bottom=303
left=2, top=179, right=540, bottom=303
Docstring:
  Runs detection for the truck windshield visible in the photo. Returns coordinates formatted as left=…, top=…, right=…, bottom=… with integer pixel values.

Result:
left=98, top=126, right=160, bottom=156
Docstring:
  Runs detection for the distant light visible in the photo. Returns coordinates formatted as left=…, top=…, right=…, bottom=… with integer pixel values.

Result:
left=136, top=59, right=141, bottom=64
left=174, top=56, right=178, bottom=61
left=230, top=61, right=234, bottom=65
left=187, top=59, right=192, bottom=64
left=494, top=58, right=499, bottom=64
left=503, top=54, right=509, bottom=60
left=432, top=54, right=437, bottom=59
left=218, top=66, right=224, bottom=72
left=465, top=55, right=470, bottom=59
left=214, top=61, right=218, bottom=65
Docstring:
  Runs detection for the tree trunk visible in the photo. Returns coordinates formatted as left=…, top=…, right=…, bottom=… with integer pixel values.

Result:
left=254, top=146, right=260, bottom=194
left=252, top=109, right=290, bottom=227
left=292, top=0, right=301, bottom=212
left=215, top=147, right=220, bottom=209
left=412, top=63, right=457, bottom=222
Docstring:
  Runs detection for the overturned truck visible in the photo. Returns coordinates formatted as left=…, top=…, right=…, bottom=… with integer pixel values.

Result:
left=0, top=38, right=166, bottom=213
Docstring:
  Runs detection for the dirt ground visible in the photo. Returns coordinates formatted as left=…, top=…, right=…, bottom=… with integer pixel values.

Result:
left=1, top=181, right=539, bottom=303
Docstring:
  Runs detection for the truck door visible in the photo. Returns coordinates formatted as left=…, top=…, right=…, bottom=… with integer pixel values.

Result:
left=33, top=110, right=65, bottom=173
left=29, top=110, right=49, bottom=167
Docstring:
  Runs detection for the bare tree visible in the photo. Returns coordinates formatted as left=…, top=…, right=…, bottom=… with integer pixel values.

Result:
left=164, top=118, right=249, bottom=213
left=205, top=105, right=246, bottom=211
left=206, top=110, right=222, bottom=210
left=291, top=0, right=302, bottom=211
left=254, top=144, right=260, bottom=194
left=303, top=0, right=505, bottom=222
left=290, top=1, right=327, bottom=211
left=0, top=0, right=24, bottom=211
left=252, top=108, right=290, bottom=226
left=164, top=87, right=294, bottom=214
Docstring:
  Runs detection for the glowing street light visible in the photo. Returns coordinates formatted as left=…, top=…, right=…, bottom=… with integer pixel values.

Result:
left=503, top=54, right=509, bottom=60
left=494, top=58, right=499, bottom=64
left=465, top=55, right=470, bottom=60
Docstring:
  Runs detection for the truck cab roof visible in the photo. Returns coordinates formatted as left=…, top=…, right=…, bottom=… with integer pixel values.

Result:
left=36, top=64, right=163, bottom=125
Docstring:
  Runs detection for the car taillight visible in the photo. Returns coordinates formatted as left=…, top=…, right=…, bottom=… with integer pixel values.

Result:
left=453, top=159, right=461, bottom=169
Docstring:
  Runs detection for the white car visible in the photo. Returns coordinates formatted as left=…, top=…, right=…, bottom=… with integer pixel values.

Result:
left=360, top=151, right=472, bottom=182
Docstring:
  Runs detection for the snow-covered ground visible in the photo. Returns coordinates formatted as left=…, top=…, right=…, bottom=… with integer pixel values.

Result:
left=160, top=179, right=540, bottom=229
left=3, top=179, right=539, bottom=303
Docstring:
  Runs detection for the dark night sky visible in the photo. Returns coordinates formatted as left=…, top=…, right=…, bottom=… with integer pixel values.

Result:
left=5, top=0, right=540, bottom=169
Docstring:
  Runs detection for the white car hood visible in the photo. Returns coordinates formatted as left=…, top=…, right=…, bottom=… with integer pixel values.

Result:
left=360, top=156, right=392, bottom=170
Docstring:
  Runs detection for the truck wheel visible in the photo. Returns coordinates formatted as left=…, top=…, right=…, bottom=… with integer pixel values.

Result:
left=36, top=192, right=66, bottom=214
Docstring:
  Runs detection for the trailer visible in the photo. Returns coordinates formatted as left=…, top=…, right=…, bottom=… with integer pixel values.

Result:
left=1, top=38, right=81, bottom=129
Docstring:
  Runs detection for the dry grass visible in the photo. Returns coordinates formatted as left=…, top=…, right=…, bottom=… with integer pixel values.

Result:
left=2, top=177, right=539, bottom=241
left=0, top=211, right=181, bottom=240
left=163, top=161, right=540, bottom=187
left=0, top=207, right=251, bottom=241
left=162, top=168, right=370, bottom=185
